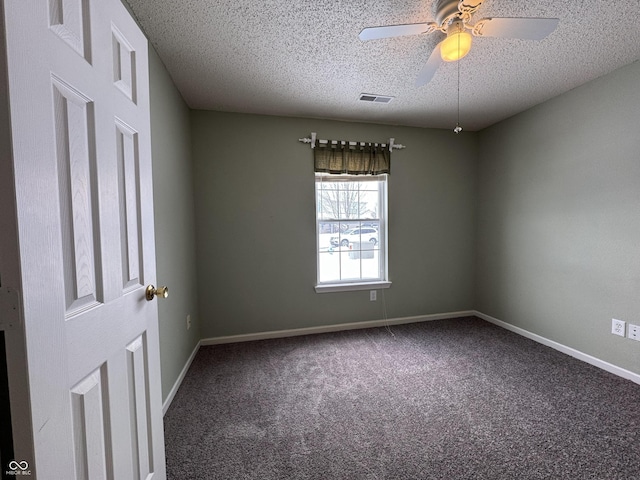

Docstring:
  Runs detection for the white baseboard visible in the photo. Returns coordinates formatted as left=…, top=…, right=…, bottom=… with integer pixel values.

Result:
left=474, top=311, right=640, bottom=386
left=163, top=340, right=201, bottom=416
left=200, top=310, right=476, bottom=346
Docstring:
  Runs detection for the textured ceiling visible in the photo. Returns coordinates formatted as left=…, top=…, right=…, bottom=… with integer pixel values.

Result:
left=125, top=0, right=640, bottom=131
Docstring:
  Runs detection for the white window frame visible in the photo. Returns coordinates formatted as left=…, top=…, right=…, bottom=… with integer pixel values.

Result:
left=314, top=173, right=391, bottom=293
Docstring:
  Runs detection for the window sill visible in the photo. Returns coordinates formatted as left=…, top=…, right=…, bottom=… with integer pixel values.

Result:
left=314, top=281, right=392, bottom=294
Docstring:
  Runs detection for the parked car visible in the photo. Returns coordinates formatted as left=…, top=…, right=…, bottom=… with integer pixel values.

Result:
left=330, top=227, right=378, bottom=247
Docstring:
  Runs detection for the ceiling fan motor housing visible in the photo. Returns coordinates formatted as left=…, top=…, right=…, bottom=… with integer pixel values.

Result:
left=435, top=0, right=485, bottom=26
left=434, top=0, right=463, bottom=26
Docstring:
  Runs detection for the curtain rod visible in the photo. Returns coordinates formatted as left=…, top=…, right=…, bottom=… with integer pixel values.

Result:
left=298, top=132, right=406, bottom=153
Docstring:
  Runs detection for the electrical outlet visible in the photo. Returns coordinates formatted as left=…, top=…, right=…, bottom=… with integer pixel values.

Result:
left=628, top=324, right=640, bottom=341
left=612, top=318, right=626, bottom=337
left=370, top=290, right=377, bottom=301
left=186, top=314, right=191, bottom=330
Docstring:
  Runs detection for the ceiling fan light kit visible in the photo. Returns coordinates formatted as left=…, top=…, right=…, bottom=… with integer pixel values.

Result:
left=440, top=19, right=472, bottom=62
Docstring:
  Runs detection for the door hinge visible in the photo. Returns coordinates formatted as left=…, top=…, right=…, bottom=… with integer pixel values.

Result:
left=0, top=286, right=20, bottom=330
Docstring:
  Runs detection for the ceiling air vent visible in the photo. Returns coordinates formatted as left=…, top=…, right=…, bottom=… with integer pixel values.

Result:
left=359, top=93, right=394, bottom=104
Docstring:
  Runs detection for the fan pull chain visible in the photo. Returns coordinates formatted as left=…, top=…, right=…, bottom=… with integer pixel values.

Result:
left=454, top=31, right=463, bottom=134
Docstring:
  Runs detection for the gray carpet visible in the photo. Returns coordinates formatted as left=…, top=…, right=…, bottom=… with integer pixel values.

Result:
left=164, top=317, right=640, bottom=479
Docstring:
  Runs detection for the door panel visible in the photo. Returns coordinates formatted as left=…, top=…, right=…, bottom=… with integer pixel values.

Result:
left=48, top=0, right=92, bottom=62
left=126, top=335, right=154, bottom=480
left=115, top=118, right=143, bottom=293
left=51, top=74, right=103, bottom=314
left=70, top=367, right=109, bottom=480
left=3, top=0, right=166, bottom=478
left=112, top=25, right=137, bottom=103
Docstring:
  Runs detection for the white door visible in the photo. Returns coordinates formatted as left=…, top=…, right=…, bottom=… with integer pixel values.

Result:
left=3, top=1, right=166, bottom=478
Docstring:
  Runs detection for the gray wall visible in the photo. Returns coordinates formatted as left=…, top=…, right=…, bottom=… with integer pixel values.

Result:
left=149, top=49, right=201, bottom=401
left=476, top=60, right=640, bottom=375
left=191, top=111, right=478, bottom=338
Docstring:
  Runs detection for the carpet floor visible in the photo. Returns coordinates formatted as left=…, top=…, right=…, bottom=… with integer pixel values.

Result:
left=164, top=317, right=640, bottom=479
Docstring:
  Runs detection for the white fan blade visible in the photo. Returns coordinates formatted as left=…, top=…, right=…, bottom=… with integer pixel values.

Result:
left=473, top=17, right=559, bottom=40
left=415, top=43, right=443, bottom=87
left=359, top=22, right=437, bottom=41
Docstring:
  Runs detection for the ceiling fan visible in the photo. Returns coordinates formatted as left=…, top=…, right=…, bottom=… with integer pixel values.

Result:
left=359, top=0, right=559, bottom=87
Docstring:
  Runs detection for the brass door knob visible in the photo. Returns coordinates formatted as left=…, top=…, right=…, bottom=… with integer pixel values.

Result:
left=146, top=284, right=169, bottom=301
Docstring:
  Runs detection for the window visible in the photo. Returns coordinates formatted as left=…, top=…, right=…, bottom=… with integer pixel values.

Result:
left=315, top=173, right=389, bottom=292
